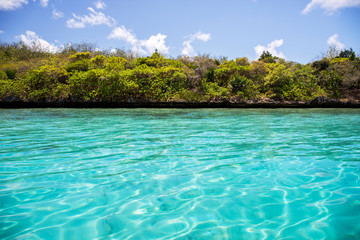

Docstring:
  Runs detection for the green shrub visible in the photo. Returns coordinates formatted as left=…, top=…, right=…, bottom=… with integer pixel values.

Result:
left=5, top=69, right=16, bottom=79
left=68, top=69, right=103, bottom=100
left=204, top=82, right=231, bottom=101
left=66, top=60, right=89, bottom=72
left=288, top=66, right=323, bottom=101
left=317, top=71, right=342, bottom=97
left=205, top=67, right=216, bottom=82
left=26, top=65, right=68, bottom=89
left=174, top=89, right=204, bottom=102
left=69, top=52, right=92, bottom=62
left=264, top=63, right=293, bottom=99
left=338, top=48, right=355, bottom=58
left=105, top=57, right=127, bottom=71
left=230, top=74, right=247, bottom=92
left=90, top=55, right=106, bottom=68
left=331, top=58, right=349, bottom=65
left=235, top=57, right=250, bottom=66
left=214, top=67, right=231, bottom=86
left=259, top=51, right=278, bottom=63
left=22, top=65, right=69, bottom=100
left=311, top=59, right=329, bottom=72
left=158, top=67, right=187, bottom=92
left=0, top=69, right=7, bottom=80
left=248, top=61, right=268, bottom=86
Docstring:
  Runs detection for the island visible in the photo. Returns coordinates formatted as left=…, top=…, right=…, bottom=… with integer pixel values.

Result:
left=1, top=43, right=359, bottom=108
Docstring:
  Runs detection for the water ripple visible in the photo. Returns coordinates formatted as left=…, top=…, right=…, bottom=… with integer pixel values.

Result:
left=1, top=109, right=360, bottom=239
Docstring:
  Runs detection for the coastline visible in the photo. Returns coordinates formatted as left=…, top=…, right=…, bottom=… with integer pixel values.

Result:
left=1, top=97, right=359, bottom=108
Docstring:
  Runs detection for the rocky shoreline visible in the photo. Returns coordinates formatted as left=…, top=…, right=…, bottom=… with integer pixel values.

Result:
left=1, top=96, right=360, bottom=108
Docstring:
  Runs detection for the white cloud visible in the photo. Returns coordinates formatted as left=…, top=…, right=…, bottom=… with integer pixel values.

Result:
left=108, top=26, right=137, bottom=45
left=40, top=0, right=48, bottom=7
left=139, top=33, right=169, bottom=54
left=66, top=7, right=116, bottom=28
left=182, top=42, right=194, bottom=56
left=181, top=32, right=211, bottom=56
left=254, top=39, right=285, bottom=59
left=108, top=26, right=169, bottom=55
left=302, top=0, right=360, bottom=14
left=327, top=34, right=345, bottom=50
left=17, top=31, right=60, bottom=53
left=52, top=7, right=64, bottom=19
left=94, top=0, right=106, bottom=9
left=0, top=0, right=50, bottom=10
left=0, top=0, right=28, bottom=10
left=0, top=30, right=4, bottom=34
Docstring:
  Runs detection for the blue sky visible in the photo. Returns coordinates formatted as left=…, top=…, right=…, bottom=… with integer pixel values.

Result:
left=0, top=0, right=359, bottom=63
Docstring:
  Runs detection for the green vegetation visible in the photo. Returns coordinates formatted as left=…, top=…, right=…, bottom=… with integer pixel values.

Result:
left=1, top=42, right=360, bottom=104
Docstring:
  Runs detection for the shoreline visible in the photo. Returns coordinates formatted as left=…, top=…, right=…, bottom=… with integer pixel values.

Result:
left=1, top=98, right=360, bottom=108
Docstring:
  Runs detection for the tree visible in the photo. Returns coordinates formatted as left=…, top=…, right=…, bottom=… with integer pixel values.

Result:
left=338, top=48, right=355, bottom=59
left=325, top=46, right=340, bottom=60
left=259, top=51, right=278, bottom=63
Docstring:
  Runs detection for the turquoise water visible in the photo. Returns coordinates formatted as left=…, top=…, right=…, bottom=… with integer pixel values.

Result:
left=1, top=109, right=360, bottom=240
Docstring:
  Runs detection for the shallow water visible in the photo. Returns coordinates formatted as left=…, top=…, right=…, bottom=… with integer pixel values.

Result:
left=0, top=108, right=360, bottom=239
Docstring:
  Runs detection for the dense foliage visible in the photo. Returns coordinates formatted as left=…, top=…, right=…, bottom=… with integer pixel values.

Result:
left=1, top=42, right=360, bottom=103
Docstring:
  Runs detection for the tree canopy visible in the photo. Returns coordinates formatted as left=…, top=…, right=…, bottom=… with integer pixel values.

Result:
left=1, top=42, right=360, bottom=104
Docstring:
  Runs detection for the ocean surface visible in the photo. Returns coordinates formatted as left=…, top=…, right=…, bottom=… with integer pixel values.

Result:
left=0, top=108, right=360, bottom=240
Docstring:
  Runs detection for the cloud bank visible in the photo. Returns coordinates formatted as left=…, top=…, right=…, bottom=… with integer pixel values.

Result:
left=67, top=7, right=116, bottom=28
left=17, top=30, right=60, bottom=53
left=254, top=39, right=285, bottom=59
left=181, top=32, right=211, bottom=56
left=327, top=34, right=345, bottom=50
left=108, top=26, right=169, bottom=55
left=302, top=0, right=360, bottom=14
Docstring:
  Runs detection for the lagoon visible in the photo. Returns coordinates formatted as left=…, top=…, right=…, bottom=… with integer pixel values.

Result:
left=1, top=109, right=360, bottom=239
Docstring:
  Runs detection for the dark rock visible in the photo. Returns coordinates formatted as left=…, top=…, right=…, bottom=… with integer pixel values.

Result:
left=310, top=96, right=326, bottom=105
left=1, top=95, right=22, bottom=102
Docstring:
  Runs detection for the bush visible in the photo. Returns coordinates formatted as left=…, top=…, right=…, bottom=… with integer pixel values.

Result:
left=0, top=69, right=6, bottom=80
left=259, top=51, right=278, bottom=63
left=205, top=67, right=216, bottom=82
left=69, top=52, right=92, bottom=62
left=230, top=74, right=248, bottom=93
left=235, top=57, right=250, bottom=66
left=311, top=59, right=329, bottom=72
left=66, top=60, right=89, bottom=72
left=22, top=65, right=69, bottom=100
left=91, top=55, right=106, bottom=68
left=174, top=89, right=204, bottom=102
left=331, top=58, right=349, bottom=65
left=27, top=65, right=68, bottom=89
left=70, top=69, right=106, bottom=100
left=289, top=66, right=323, bottom=101
left=214, top=67, right=231, bottom=86
left=331, top=60, right=360, bottom=89
left=158, top=67, right=187, bottom=92
left=105, top=57, right=127, bottom=71
left=230, top=74, right=256, bottom=99
left=1, top=40, right=359, bottom=103
left=264, top=63, right=293, bottom=99
left=5, top=69, right=16, bottom=79
left=317, top=71, right=342, bottom=97
left=338, top=48, right=355, bottom=58
left=204, top=82, right=231, bottom=101
left=248, top=61, right=268, bottom=86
